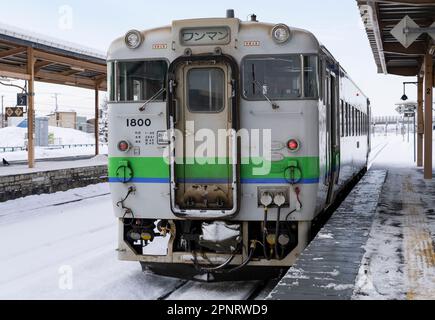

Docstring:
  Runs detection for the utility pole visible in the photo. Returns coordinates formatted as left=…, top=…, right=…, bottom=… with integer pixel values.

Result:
left=52, top=93, right=59, bottom=113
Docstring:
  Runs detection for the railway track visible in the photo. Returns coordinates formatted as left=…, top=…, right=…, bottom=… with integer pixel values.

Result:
left=368, top=140, right=390, bottom=169
left=155, top=278, right=274, bottom=301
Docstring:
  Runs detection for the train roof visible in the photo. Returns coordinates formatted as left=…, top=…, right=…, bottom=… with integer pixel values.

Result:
left=107, top=17, right=321, bottom=59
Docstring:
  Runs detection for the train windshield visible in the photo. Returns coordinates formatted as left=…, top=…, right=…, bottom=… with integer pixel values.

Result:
left=242, top=55, right=318, bottom=100
left=109, top=60, right=168, bottom=102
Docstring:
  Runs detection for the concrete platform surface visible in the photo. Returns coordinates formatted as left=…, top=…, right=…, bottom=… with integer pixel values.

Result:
left=267, top=167, right=435, bottom=300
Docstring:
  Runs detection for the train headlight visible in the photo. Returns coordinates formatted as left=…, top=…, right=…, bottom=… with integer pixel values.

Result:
left=272, top=24, right=291, bottom=44
left=125, top=30, right=143, bottom=49
left=287, top=139, right=300, bottom=152
left=118, top=140, right=131, bottom=152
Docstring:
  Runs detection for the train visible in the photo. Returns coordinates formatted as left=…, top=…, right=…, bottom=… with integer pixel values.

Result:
left=107, top=10, right=371, bottom=281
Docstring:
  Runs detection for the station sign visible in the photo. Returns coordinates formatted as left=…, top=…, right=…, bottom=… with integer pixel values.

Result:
left=17, top=93, right=27, bottom=106
left=391, top=16, right=435, bottom=48
left=5, top=107, right=24, bottom=119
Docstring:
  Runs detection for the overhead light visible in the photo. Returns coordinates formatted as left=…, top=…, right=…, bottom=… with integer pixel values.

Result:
left=272, top=24, right=291, bottom=44
left=401, top=94, right=408, bottom=101
left=125, top=30, right=143, bottom=49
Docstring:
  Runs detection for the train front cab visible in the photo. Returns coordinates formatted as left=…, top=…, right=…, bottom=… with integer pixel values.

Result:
left=108, top=18, right=370, bottom=281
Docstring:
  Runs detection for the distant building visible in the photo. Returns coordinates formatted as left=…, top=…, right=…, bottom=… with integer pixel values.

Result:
left=48, top=111, right=76, bottom=129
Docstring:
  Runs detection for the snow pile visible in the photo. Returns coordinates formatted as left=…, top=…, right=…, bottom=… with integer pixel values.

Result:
left=48, top=126, right=95, bottom=145
left=0, top=126, right=95, bottom=147
left=0, top=127, right=27, bottom=147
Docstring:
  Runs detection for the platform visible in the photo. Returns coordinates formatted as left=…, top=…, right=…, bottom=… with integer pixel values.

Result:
left=267, top=167, right=435, bottom=300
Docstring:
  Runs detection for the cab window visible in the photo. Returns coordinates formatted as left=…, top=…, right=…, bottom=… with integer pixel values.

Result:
left=109, top=60, right=167, bottom=102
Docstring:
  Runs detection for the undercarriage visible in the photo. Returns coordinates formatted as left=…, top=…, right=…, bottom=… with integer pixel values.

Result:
left=119, top=218, right=312, bottom=281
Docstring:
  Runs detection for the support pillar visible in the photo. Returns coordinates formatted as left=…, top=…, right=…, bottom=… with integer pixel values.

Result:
left=95, top=83, right=99, bottom=156
left=424, top=53, right=433, bottom=179
left=417, top=76, right=424, bottom=167
left=27, top=47, right=35, bottom=168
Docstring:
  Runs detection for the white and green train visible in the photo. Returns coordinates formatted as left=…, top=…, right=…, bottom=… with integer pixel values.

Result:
left=107, top=10, right=371, bottom=281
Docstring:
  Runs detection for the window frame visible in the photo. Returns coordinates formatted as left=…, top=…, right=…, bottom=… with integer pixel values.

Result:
left=241, top=54, right=319, bottom=102
left=107, top=58, right=169, bottom=104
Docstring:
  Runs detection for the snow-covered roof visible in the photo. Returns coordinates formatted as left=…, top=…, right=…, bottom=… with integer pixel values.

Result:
left=0, top=22, right=106, bottom=63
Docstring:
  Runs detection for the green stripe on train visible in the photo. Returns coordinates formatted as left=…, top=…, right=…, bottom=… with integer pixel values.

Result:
left=108, top=157, right=320, bottom=179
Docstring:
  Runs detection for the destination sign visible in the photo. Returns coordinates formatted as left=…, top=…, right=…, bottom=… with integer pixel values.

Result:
left=180, top=27, right=230, bottom=46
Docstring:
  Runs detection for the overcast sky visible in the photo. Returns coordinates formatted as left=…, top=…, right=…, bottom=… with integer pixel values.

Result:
left=0, top=0, right=419, bottom=117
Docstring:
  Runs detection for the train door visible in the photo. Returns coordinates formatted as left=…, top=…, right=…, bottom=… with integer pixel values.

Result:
left=326, top=70, right=340, bottom=204
left=167, top=56, right=240, bottom=218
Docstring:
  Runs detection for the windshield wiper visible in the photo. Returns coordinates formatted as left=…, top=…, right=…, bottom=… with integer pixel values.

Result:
left=139, top=87, right=166, bottom=112
left=253, top=80, right=280, bottom=110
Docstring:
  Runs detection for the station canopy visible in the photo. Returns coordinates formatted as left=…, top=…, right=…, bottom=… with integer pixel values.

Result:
left=357, top=0, right=435, bottom=77
left=0, top=23, right=107, bottom=90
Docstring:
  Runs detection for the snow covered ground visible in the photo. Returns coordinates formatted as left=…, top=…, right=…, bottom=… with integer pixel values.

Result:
left=0, top=183, right=259, bottom=300
left=0, top=131, right=433, bottom=300
left=0, top=184, right=184, bottom=300
left=352, top=131, right=435, bottom=300
left=0, top=126, right=108, bottom=161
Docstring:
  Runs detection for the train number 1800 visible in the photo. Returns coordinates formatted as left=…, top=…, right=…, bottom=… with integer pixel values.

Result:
left=126, top=118, right=152, bottom=127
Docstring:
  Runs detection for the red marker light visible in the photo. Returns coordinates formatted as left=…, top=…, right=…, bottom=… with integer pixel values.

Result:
left=287, top=139, right=300, bottom=152
left=118, top=141, right=130, bottom=152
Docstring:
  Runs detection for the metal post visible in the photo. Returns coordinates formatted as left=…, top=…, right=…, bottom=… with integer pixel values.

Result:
left=95, top=83, right=99, bottom=156
left=417, top=76, right=424, bottom=167
left=407, top=115, right=410, bottom=143
left=414, top=113, right=416, bottom=163
left=424, top=53, right=433, bottom=179
left=27, top=47, right=35, bottom=168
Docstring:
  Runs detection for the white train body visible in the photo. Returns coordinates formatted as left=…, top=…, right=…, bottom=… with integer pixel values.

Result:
left=107, top=13, right=370, bottom=280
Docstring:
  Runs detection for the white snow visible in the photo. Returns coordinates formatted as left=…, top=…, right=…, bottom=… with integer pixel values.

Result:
left=317, top=233, right=334, bottom=239
left=0, top=126, right=96, bottom=147
left=0, top=126, right=108, bottom=162
left=0, top=184, right=260, bottom=300
left=352, top=130, right=435, bottom=300
left=166, top=281, right=260, bottom=301
left=0, top=184, right=182, bottom=300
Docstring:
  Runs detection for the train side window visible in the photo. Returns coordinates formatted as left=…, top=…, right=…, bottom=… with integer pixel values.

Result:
left=340, top=100, right=344, bottom=137
left=344, top=102, right=349, bottom=137
left=304, top=56, right=319, bottom=98
left=355, top=110, right=361, bottom=136
left=319, top=59, right=324, bottom=101
left=351, top=106, right=355, bottom=136
left=366, top=114, right=368, bottom=135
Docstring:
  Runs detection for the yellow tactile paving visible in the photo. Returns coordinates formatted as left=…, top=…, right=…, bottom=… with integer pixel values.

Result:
left=403, top=176, right=435, bottom=300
